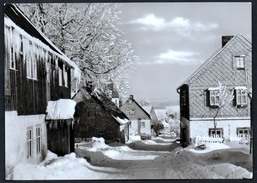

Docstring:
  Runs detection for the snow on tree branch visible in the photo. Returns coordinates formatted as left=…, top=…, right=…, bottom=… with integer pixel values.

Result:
left=18, top=3, right=139, bottom=96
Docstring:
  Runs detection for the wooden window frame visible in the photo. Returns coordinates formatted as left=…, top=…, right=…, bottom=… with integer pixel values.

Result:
left=36, top=126, right=41, bottom=155
left=27, top=127, right=33, bottom=158
left=126, top=109, right=135, bottom=115
left=209, top=128, right=223, bottom=138
left=26, top=41, right=37, bottom=80
left=209, top=89, right=220, bottom=107
left=236, top=88, right=247, bottom=107
left=235, top=55, right=245, bottom=70
left=237, top=127, right=250, bottom=138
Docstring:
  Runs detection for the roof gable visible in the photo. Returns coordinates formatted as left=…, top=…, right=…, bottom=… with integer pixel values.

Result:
left=178, top=34, right=252, bottom=89
left=73, top=87, right=129, bottom=123
left=121, top=96, right=151, bottom=119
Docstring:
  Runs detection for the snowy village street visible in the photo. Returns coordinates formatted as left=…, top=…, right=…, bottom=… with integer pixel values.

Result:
left=10, top=136, right=252, bottom=180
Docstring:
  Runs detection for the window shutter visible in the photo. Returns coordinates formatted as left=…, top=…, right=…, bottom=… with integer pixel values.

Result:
left=206, top=89, right=210, bottom=106
left=233, top=89, right=237, bottom=106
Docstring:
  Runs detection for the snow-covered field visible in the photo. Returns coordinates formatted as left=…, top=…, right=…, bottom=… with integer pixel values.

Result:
left=8, top=137, right=253, bottom=180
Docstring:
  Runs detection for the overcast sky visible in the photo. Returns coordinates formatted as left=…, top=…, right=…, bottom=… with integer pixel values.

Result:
left=116, top=2, right=251, bottom=103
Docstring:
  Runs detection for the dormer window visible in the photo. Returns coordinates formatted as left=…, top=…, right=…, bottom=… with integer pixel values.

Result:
left=235, top=55, right=245, bottom=69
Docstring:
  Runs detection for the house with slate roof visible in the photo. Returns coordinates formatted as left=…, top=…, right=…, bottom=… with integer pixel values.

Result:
left=72, top=86, right=130, bottom=143
left=177, top=35, right=252, bottom=147
left=120, top=95, right=151, bottom=139
left=4, top=4, right=80, bottom=178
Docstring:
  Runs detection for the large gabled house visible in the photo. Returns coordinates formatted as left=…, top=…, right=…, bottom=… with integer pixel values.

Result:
left=177, top=35, right=252, bottom=147
left=120, top=95, right=151, bottom=138
left=4, top=4, right=80, bottom=178
left=72, top=86, right=130, bottom=143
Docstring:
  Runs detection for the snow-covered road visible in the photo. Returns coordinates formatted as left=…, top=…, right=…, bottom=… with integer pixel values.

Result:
left=9, top=137, right=253, bottom=180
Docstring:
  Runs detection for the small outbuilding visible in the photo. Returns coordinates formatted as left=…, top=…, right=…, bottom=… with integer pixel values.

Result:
left=45, top=99, right=76, bottom=156
left=73, top=86, right=130, bottom=144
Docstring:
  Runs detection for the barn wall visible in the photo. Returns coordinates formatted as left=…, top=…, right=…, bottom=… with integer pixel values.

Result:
left=46, top=120, right=74, bottom=156
left=74, top=100, right=125, bottom=143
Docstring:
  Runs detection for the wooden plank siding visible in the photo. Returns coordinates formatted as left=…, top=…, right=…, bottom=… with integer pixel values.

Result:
left=5, top=45, right=72, bottom=115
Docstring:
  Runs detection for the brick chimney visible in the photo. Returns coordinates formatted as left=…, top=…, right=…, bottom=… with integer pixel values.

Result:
left=129, top=95, right=133, bottom=99
left=222, top=35, right=234, bottom=47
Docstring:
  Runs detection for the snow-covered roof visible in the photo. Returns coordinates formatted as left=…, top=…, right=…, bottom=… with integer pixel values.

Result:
left=46, top=99, right=76, bottom=120
left=142, top=106, right=152, bottom=115
left=154, top=109, right=167, bottom=121
left=4, top=4, right=81, bottom=82
left=73, top=86, right=130, bottom=127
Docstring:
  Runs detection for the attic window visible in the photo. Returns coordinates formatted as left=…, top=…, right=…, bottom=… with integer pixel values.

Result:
left=235, top=55, right=245, bottom=69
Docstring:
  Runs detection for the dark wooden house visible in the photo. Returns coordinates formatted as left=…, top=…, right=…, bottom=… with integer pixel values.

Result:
left=4, top=4, right=80, bottom=177
left=177, top=35, right=252, bottom=146
left=73, top=86, right=130, bottom=144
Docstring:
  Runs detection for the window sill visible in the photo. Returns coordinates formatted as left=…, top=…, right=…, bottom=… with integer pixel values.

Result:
left=27, top=77, right=38, bottom=81
left=9, top=68, right=17, bottom=71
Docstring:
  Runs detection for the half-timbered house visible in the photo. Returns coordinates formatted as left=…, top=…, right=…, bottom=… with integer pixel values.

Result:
left=177, top=35, right=252, bottom=147
left=4, top=4, right=80, bottom=177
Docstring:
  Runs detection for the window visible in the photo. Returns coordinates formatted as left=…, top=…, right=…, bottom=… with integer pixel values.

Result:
left=36, top=126, right=41, bottom=154
left=237, top=127, right=250, bottom=138
left=209, top=89, right=220, bottom=107
left=27, top=128, right=33, bottom=158
left=235, top=55, right=245, bottom=69
left=128, top=99, right=132, bottom=104
left=235, top=87, right=247, bottom=107
left=63, top=65, right=68, bottom=87
left=209, top=128, right=223, bottom=138
left=59, top=66, right=63, bottom=86
left=26, top=41, right=37, bottom=79
left=6, top=26, right=16, bottom=70
left=126, top=109, right=135, bottom=115
left=141, top=121, right=145, bottom=128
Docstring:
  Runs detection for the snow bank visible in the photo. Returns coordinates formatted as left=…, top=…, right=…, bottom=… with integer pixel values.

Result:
left=206, top=163, right=252, bottom=179
left=12, top=152, right=123, bottom=180
left=129, top=135, right=141, bottom=141
left=188, top=143, right=230, bottom=154
left=46, top=99, right=76, bottom=120
left=89, top=137, right=109, bottom=151
left=104, top=150, right=158, bottom=160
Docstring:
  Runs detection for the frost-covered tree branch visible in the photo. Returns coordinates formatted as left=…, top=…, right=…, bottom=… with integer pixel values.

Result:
left=18, top=3, right=139, bottom=96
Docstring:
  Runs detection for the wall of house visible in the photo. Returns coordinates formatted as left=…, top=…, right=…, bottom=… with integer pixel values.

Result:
left=187, top=36, right=251, bottom=119
left=188, top=118, right=250, bottom=143
left=74, top=100, right=125, bottom=143
left=4, top=21, right=72, bottom=115
left=129, top=119, right=151, bottom=136
left=46, top=120, right=74, bottom=156
left=5, top=111, right=47, bottom=177
left=120, top=99, right=150, bottom=121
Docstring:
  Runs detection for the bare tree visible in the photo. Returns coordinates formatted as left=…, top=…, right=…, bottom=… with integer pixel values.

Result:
left=212, top=82, right=234, bottom=129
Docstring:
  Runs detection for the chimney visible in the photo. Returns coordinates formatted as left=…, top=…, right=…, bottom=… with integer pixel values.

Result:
left=129, top=95, right=133, bottom=99
left=222, top=36, right=234, bottom=47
